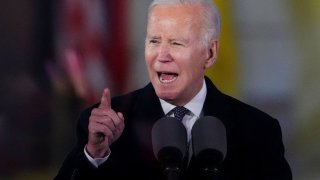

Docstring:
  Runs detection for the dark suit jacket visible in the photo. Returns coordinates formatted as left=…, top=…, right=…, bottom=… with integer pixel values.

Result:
left=54, top=77, right=292, bottom=180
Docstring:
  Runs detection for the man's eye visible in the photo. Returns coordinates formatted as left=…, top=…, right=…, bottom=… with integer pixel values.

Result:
left=150, top=39, right=159, bottom=44
left=172, top=42, right=183, bottom=46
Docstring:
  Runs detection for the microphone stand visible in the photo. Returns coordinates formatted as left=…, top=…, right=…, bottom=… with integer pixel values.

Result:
left=164, top=165, right=180, bottom=180
left=203, top=167, right=219, bottom=180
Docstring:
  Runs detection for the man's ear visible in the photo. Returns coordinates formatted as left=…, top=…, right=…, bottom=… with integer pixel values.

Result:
left=204, top=40, right=219, bottom=69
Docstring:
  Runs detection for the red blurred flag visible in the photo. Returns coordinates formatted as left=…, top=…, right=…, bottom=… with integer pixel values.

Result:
left=55, top=0, right=128, bottom=105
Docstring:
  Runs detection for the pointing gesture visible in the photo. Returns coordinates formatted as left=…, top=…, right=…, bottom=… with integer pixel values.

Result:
left=87, top=88, right=125, bottom=158
left=99, top=88, right=112, bottom=109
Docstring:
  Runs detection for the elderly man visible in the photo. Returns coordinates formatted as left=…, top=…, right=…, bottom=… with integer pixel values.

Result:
left=54, top=0, right=292, bottom=179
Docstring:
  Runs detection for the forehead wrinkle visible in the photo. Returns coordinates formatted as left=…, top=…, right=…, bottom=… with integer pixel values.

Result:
left=147, top=5, right=204, bottom=44
left=148, top=4, right=199, bottom=26
left=150, top=13, right=194, bottom=25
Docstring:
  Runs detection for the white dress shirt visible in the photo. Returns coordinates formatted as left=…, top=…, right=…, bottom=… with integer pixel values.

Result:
left=159, top=80, right=206, bottom=142
left=85, top=79, right=207, bottom=167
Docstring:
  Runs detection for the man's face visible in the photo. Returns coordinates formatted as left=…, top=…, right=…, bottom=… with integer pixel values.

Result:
left=145, top=4, right=217, bottom=106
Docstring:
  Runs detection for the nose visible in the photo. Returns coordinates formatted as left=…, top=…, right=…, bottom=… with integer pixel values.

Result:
left=157, top=43, right=172, bottom=62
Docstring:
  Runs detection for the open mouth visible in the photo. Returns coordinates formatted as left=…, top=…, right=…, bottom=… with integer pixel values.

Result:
left=158, top=72, right=178, bottom=83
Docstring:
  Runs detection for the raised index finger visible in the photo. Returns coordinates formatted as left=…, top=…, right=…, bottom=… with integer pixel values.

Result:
left=99, top=88, right=111, bottom=110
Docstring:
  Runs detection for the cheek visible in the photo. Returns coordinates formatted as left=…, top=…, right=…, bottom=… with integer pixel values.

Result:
left=144, top=48, right=152, bottom=64
left=184, top=54, right=207, bottom=74
left=145, top=48, right=156, bottom=72
left=192, top=49, right=208, bottom=67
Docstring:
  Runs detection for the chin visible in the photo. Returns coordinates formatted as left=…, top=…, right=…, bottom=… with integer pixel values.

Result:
left=156, top=90, right=176, bottom=101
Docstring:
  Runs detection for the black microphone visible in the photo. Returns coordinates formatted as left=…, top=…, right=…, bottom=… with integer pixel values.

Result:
left=152, top=117, right=188, bottom=180
left=192, top=116, right=227, bottom=178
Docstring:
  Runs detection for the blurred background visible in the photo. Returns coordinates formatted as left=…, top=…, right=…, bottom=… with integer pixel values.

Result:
left=0, top=0, right=319, bottom=179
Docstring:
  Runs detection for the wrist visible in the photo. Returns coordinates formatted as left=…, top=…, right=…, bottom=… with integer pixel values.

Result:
left=86, top=144, right=110, bottom=158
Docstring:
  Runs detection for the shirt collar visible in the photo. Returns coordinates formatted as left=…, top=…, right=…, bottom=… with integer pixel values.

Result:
left=159, top=79, right=207, bottom=117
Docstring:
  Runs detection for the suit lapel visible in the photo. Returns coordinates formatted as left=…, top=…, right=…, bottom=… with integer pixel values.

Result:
left=129, top=83, right=165, bottom=164
left=133, top=82, right=165, bottom=121
left=202, top=76, right=234, bottom=128
left=203, top=77, right=226, bottom=117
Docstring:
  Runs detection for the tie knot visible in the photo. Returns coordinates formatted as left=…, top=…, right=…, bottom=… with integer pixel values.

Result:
left=172, top=106, right=189, bottom=121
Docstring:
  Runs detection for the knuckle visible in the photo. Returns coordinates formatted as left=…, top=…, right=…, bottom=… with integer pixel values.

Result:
left=91, top=108, right=100, bottom=114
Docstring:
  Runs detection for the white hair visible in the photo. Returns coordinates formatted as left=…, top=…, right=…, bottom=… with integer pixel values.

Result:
left=148, top=0, right=221, bottom=45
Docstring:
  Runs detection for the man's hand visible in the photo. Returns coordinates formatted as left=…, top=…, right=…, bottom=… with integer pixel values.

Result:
left=87, top=88, right=125, bottom=158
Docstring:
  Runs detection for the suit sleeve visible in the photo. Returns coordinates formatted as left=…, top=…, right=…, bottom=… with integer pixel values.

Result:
left=53, top=107, right=102, bottom=180
left=259, top=118, right=292, bottom=180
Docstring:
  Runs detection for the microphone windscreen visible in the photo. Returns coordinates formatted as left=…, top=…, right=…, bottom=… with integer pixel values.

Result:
left=192, top=116, right=227, bottom=165
left=152, top=117, right=188, bottom=164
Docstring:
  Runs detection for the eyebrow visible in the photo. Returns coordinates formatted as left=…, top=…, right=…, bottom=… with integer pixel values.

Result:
left=146, top=35, right=160, bottom=39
